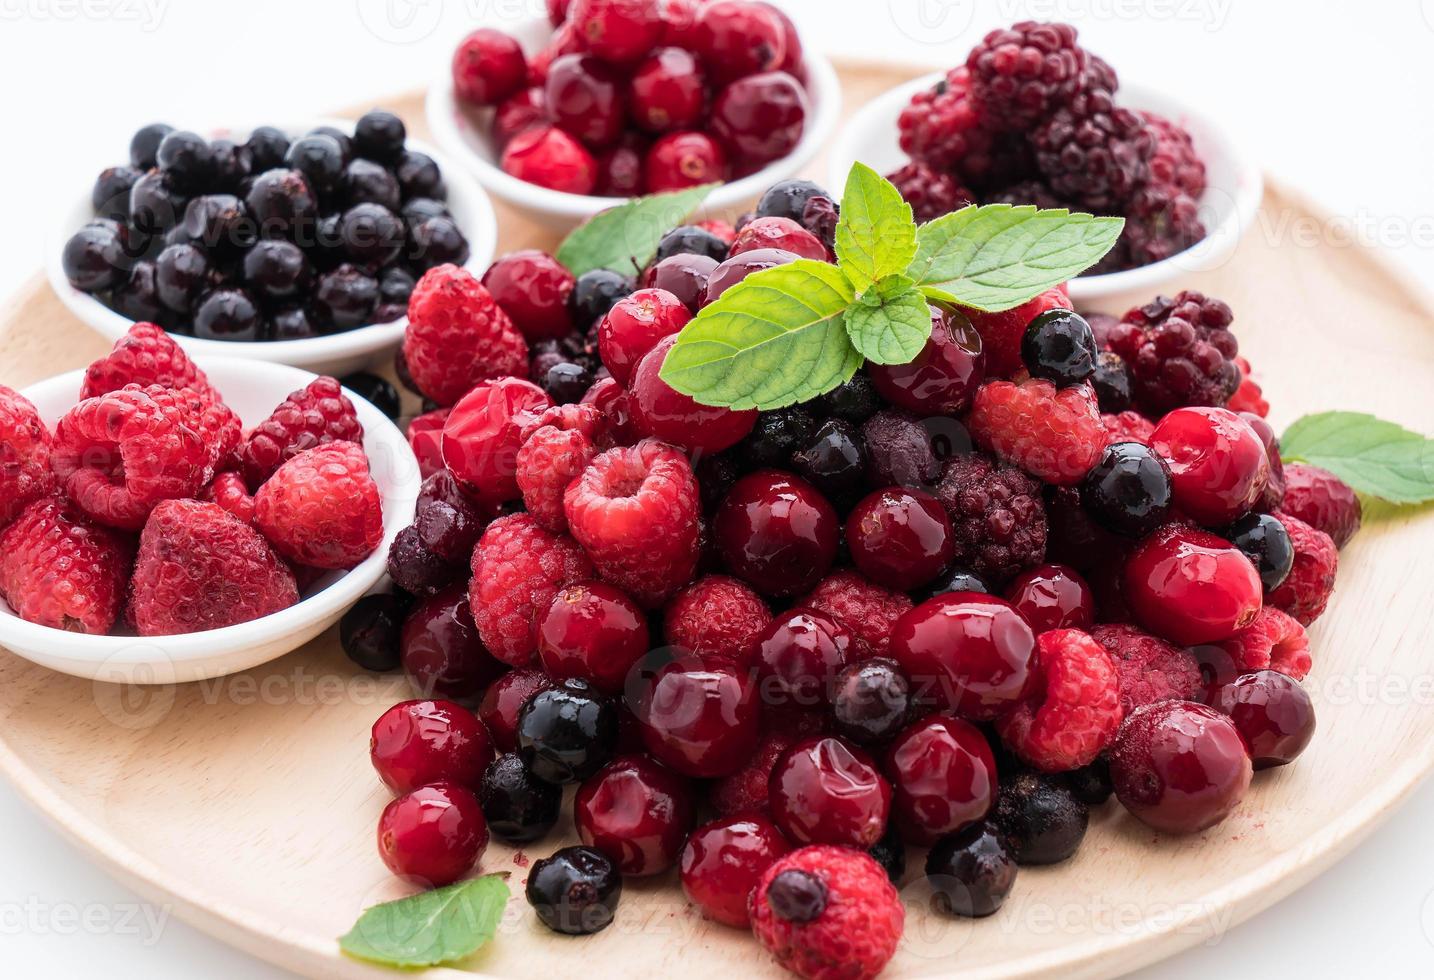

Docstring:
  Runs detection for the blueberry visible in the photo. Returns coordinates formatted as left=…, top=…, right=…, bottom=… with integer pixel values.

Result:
left=395, top=150, right=446, bottom=200
left=343, top=158, right=401, bottom=211
left=917, top=566, right=992, bottom=601
left=516, top=679, right=617, bottom=785
left=339, top=593, right=405, bottom=672
left=245, top=125, right=291, bottom=172
left=541, top=361, right=593, bottom=404
left=1021, top=309, right=1096, bottom=386
left=568, top=269, right=634, bottom=329
left=155, top=243, right=212, bottom=313
left=1092, top=351, right=1132, bottom=413
left=738, top=407, right=816, bottom=470
left=243, top=240, right=311, bottom=302
left=655, top=225, right=729, bottom=263
left=353, top=109, right=407, bottom=163
left=1222, top=511, right=1294, bottom=591
left=285, top=135, right=346, bottom=196
left=992, top=772, right=1088, bottom=865
left=313, top=264, right=379, bottom=331
left=129, top=122, right=174, bottom=170
left=92, top=166, right=140, bottom=222
left=526, top=846, right=621, bottom=936
left=479, top=753, right=562, bottom=844
left=756, top=179, right=831, bottom=223
left=1080, top=442, right=1173, bottom=538
left=925, top=823, right=1016, bottom=918
left=792, top=418, right=867, bottom=500
left=868, top=826, right=907, bottom=884
left=341, top=371, right=400, bottom=420
left=815, top=373, right=881, bottom=425
left=193, top=288, right=262, bottom=341
left=156, top=130, right=214, bottom=191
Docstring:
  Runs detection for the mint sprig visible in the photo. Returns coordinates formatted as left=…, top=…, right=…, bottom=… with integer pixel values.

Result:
left=1281, top=412, right=1434, bottom=504
left=556, top=183, right=718, bottom=278
left=339, top=874, right=509, bottom=969
left=660, top=164, right=1121, bottom=411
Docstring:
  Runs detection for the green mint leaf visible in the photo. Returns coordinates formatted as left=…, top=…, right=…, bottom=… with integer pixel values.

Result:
left=1280, top=412, right=1434, bottom=504
left=556, top=184, right=718, bottom=278
left=909, top=204, right=1123, bottom=312
left=340, top=874, right=509, bottom=969
left=835, top=162, right=918, bottom=292
left=845, top=274, right=932, bottom=365
left=659, top=259, right=860, bottom=410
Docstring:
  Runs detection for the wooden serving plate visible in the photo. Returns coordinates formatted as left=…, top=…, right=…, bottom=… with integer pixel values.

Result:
left=3, top=63, right=1434, bottom=980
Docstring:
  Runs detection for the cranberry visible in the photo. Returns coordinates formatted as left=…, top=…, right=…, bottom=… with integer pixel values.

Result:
left=594, top=135, right=647, bottom=196
left=477, top=668, right=552, bottom=753
left=629, top=47, right=706, bottom=132
left=745, top=609, right=855, bottom=710
left=547, top=0, right=570, bottom=25
left=693, top=0, right=787, bottom=82
left=441, top=377, right=553, bottom=504
left=528, top=20, right=584, bottom=86
left=637, top=652, right=760, bottom=777
left=628, top=334, right=757, bottom=453
left=646, top=131, right=728, bottom=192
left=882, top=716, right=996, bottom=845
left=1004, top=563, right=1095, bottom=633
left=729, top=216, right=828, bottom=261
left=710, top=71, right=808, bottom=170
left=702, top=247, right=799, bottom=305
left=1207, top=670, right=1315, bottom=769
left=501, top=126, right=598, bottom=195
left=846, top=488, right=955, bottom=591
left=641, top=252, right=718, bottom=311
left=453, top=28, right=528, bottom=106
left=769, top=736, right=891, bottom=848
left=571, top=0, right=663, bottom=63
left=400, top=584, right=507, bottom=700
left=575, top=754, right=695, bottom=876
left=869, top=308, right=985, bottom=415
left=829, top=658, right=913, bottom=744
left=492, top=87, right=549, bottom=147
left=1123, top=525, right=1263, bottom=646
left=370, top=699, right=495, bottom=795
left=1150, top=407, right=1270, bottom=525
left=377, top=783, right=489, bottom=886
left=597, top=287, right=691, bottom=386
left=538, top=582, right=649, bottom=694
left=713, top=469, right=839, bottom=597
left=545, top=54, right=627, bottom=149
left=482, top=250, right=576, bottom=342
left=890, top=593, right=1037, bottom=721
left=1110, top=700, right=1253, bottom=834
left=764, top=2, right=804, bottom=75
left=680, top=814, right=790, bottom=927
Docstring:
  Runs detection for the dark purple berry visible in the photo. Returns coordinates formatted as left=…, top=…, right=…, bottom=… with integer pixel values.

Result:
left=193, top=288, right=261, bottom=341
left=353, top=109, right=407, bottom=163
left=129, top=122, right=174, bottom=170
left=313, top=264, right=378, bottom=331
left=341, top=371, right=401, bottom=421
left=765, top=869, right=827, bottom=923
left=339, top=593, right=405, bottom=672
left=992, top=772, right=1088, bottom=865
left=1021, top=309, right=1096, bottom=387
left=480, top=752, right=562, bottom=844
left=92, top=166, right=140, bottom=223
left=925, top=823, right=1016, bottom=918
left=285, top=135, right=345, bottom=196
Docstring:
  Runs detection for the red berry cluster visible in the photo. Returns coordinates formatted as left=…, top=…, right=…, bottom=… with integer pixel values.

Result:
left=452, top=0, right=811, bottom=196
left=0, top=323, right=384, bottom=637
left=888, top=20, right=1208, bottom=272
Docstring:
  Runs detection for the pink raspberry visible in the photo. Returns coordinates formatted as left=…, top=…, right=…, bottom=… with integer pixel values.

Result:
left=968, top=379, right=1105, bottom=485
left=137, top=384, right=242, bottom=483
left=1280, top=463, right=1362, bottom=548
left=1218, top=606, right=1312, bottom=681
left=80, top=322, right=216, bottom=401
left=253, top=442, right=384, bottom=570
left=469, top=513, right=593, bottom=665
left=0, top=495, right=132, bottom=634
left=663, top=574, right=771, bottom=662
left=441, top=377, right=553, bottom=505
left=710, top=729, right=796, bottom=816
left=1090, top=623, right=1203, bottom=714
left=798, top=570, right=913, bottom=659
left=564, top=439, right=701, bottom=608
left=515, top=403, right=608, bottom=533
left=237, top=376, right=364, bottom=491
left=402, top=264, right=529, bottom=406
left=200, top=471, right=255, bottom=525
left=960, top=288, right=1072, bottom=379
left=0, top=385, right=55, bottom=527
left=1267, top=511, right=1338, bottom=625
left=997, top=628, right=1122, bottom=772
left=1102, top=410, right=1154, bottom=446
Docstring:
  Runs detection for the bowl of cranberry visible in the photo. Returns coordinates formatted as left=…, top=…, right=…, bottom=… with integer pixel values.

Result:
left=48, top=111, right=498, bottom=377
left=424, top=1, right=841, bottom=230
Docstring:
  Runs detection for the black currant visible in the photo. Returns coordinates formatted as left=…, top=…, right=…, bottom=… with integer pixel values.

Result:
left=526, top=846, right=622, bottom=935
left=1021, top=309, right=1096, bottom=386
left=925, top=822, right=1017, bottom=918
left=992, top=772, right=1088, bottom=865
left=339, top=593, right=405, bottom=672
left=756, top=178, right=831, bottom=223
left=1222, top=511, right=1295, bottom=591
left=568, top=269, right=634, bottom=329
left=341, top=371, right=401, bottom=420
left=516, top=679, right=618, bottom=785
left=654, top=225, right=729, bottom=263
left=1080, top=441, right=1173, bottom=538
left=830, top=657, right=912, bottom=745
left=1091, top=351, right=1132, bottom=413
left=479, top=753, right=562, bottom=844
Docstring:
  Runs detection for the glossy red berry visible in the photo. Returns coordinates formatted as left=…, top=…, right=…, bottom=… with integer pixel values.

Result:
left=377, top=782, right=489, bottom=886
left=1124, top=525, right=1263, bottom=646
left=846, top=488, right=956, bottom=591
left=501, top=126, right=598, bottom=195
left=680, top=814, right=791, bottom=927
left=1150, top=407, right=1270, bottom=526
left=545, top=54, right=627, bottom=149
left=702, top=247, right=799, bottom=305
left=710, top=71, right=808, bottom=170
left=641, top=252, right=718, bottom=311
left=629, top=47, right=706, bottom=132
left=482, top=250, right=576, bottom=342
left=571, top=0, right=663, bottom=63
left=1207, top=670, right=1316, bottom=769
left=401, top=584, right=508, bottom=700
left=575, top=754, right=695, bottom=876
left=869, top=308, right=985, bottom=415
left=693, top=0, right=787, bottom=82
left=889, top=593, right=1037, bottom=721
left=478, top=668, right=552, bottom=753
left=370, top=699, right=495, bottom=795
left=728, top=216, right=827, bottom=261
left=714, top=469, right=839, bottom=597
left=884, top=715, right=996, bottom=845
left=597, top=287, right=692, bottom=387
left=441, top=377, right=553, bottom=505
left=638, top=653, right=760, bottom=777
left=769, top=736, right=892, bottom=848
left=594, top=135, right=647, bottom=196
left=628, top=334, right=757, bottom=453
left=452, top=28, right=529, bottom=107
left=646, top=131, right=729, bottom=191
left=744, top=609, right=856, bottom=710
left=492, top=87, right=549, bottom=147
left=1004, top=563, right=1095, bottom=633
left=538, top=581, right=650, bottom=695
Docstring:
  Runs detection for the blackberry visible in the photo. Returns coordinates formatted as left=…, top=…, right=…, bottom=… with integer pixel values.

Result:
left=896, top=67, right=996, bottom=183
left=1221, top=511, right=1294, bottom=592
left=925, top=823, right=1017, bottom=918
left=1080, top=442, right=1173, bottom=538
left=861, top=409, right=941, bottom=491
left=933, top=454, right=1047, bottom=584
left=1091, top=351, right=1132, bottom=412
left=1021, top=309, right=1096, bottom=387
left=1105, top=290, right=1239, bottom=415
left=1143, top=110, right=1207, bottom=198
left=885, top=162, right=973, bottom=223
left=755, top=179, right=831, bottom=223
left=966, top=21, right=1089, bottom=132
left=339, top=593, right=405, bottom=671
left=985, top=180, right=1067, bottom=210
left=992, top=772, right=1088, bottom=865
left=479, top=752, right=562, bottom=843
left=1032, top=88, right=1152, bottom=211
left=655, top=225, right=730, bottom=263
left=1123, top=183, right=1205, bottom=267
left=737, top=407, right=817, bottom=469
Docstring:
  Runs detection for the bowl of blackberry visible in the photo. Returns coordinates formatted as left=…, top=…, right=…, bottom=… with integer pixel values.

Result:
left=50, top=110, right=497, bottom=376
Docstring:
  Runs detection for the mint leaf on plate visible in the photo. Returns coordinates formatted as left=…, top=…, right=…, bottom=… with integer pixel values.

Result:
left=1281, top=411, right=1434, bottom=504
left=556, top=183, right=717, bottom=278
left=339, top=874, right=509, bottom=969
left=835, top=162, right=917, bottom=292
left=660, top=259, right=860, bottom=410
left=845, top=274, right=932, bottom=365
left=909, top=205, right=1123, bottom=312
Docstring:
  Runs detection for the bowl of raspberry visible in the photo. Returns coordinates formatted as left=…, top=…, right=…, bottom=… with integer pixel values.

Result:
left=48, top=112, right=498, bottom=377
left=0, top=326, right=419, bottom=683
left=826, top=21, right=1262, bottom=308
left=424, top=3, right=841, bottom=230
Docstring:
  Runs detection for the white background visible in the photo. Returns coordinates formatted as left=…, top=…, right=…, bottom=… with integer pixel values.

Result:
left=3, top=0, right=1434, bottom=976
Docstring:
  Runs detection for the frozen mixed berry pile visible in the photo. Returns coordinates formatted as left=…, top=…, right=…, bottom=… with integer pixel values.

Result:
left=886, top=20, right=1207, bottom=272
left=63, top=110, right=469, bottom=341
left=0, top=323, right=385, bottom=636
left=453, top=0, right=811, bottom=195
left=342, top=169, right=1354, bottom=980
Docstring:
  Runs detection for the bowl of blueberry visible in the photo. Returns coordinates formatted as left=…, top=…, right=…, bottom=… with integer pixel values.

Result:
left=50, top=110, right=498, bottom=376
left=424, top=2, right=841, bottom=230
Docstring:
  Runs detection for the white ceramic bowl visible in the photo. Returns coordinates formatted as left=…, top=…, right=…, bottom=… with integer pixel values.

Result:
left=827, top=74, right=1264, bottom=311
left=46, top=120, right=498, bottom=377
left=0, top=358, right=420, bottom=685
left=425, top=15, right=842, bottom=231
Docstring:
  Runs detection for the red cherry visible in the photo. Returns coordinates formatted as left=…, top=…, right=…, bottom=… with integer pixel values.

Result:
left=400, top=584, right=508, bottom=700
left=628, top=334, right=757, bottom=454
left=645, top=131, right=729, bottom=192
left=1004, top=563, right=1095, bottom=633
left=702, top=247, right=799, bottom=305
left=482, top=250, right=576, bottom=342
left=1123, top=524, right=1263, bottom=646
left=769, top=736, right=891, bottom=848
left=477, top=668, right=552, bottom=753
left=441, top=377, right=553, bottom=503
left=713, top=469, right=839, bottom=597
left=491, top=87, right=548, bottom=148
left=868, top=308, right=985, bottom=415
left=500, top=126, right=598, bottom=195
left=537, top=581, right=649, bottom=694
left=889, top=593, right=1037, bottom=721
left=1207, top=670, right=1316, bottom=769
left=710, top=71, right=808, bottom=170
left=597, top=287, right=692, bottom=387
left=846, top=488, right=955, bottom=591
left=377, top=782, right=488, bottom=886
left=637, top=652, right=760, bottom=777
left=370, top=699, right=495, bottom=795
left=680, top=814, right=790, bottom=927
left=744, top=609, right=855, bottom=710
left=545, top=54, right=627, bottom=149
left=452, top=28, right=528, bottom=107
left=1149, top=407, right=1270, bottom=525
left=570, top=0, right=663, bottom=63
left=575, top=754, right=695, bottom=876
left=693, top=0, right=787, bottom=82
left=884, top=715, right=995, bottom=845
left=629, top=46, right=707, bottom=132
left=728, top=216, right=827, bottom=261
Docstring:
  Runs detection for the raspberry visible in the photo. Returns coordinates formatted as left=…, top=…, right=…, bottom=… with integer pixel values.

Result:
left=1089, top=623, right=1203, bottom=714
left=966, top=21, right=1089, bottom=132
left=200, top=470, right=255, bottom=524
left=1122, top=183, right=1205, bottom=267
left=253, top=442, right=384, bottom=570
left=564, top=439, right=701, bottom=608
left=1105, top=291, right=1239, bottom=417
left=129, top=500, right=298, bottom=636
left=1032, top=88, right=1152, bottom=211
left=798, top=569, right=913, bottom=659
left=79, top=322, right=215, bottom=402
left=1266, top=511, right=1338, bottom=626
left=996, top=628, right=1121, bottom=772
left=663, top=574, right=771, bottom=662
left=237, top=376, right=363, bottom=491
left=709, top=729, right=795, bottom=816
left=933, top=452, right=1048, bottom=583
left=51, top=387, right=208, bottom=530
left=896, top=68, right=996, bottom=182
left=139, top=384, right=242, bottom=483
left=1281, top=463, right=1362, bottom=548
left=1142, top=111, right=1207, bottom=199
left=441, top=377, right=553, bottom=505
left=960, top=287, right=1072, bottom=379
left=0, top=385, right=54, bottom=528
left=1216, top=606, right=1312, bottom=681
left=406, top=407, right=449, bottom=480
left=0, top=496, right=132, bottom=634
left=1102, top=410, right=1154, bottom=446
left=968, top=379, right=1105, bottom=486
left=515, top=403, right=607, bottom=532
left=884, top=162, right=973, bottom=223
left=402, top=264, right=530, bottom=407
left=749, top=846, right=904, bottom=980
left=469, top=513, right=593, bottom=665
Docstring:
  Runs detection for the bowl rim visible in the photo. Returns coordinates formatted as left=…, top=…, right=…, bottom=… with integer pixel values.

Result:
left=826, top=71, right=1264, bottom=303
left=423, top=15, right=843, bottom=221
left=45, top=118, right=498, bottom=364
left=0, top=357, right=419, bottom=673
